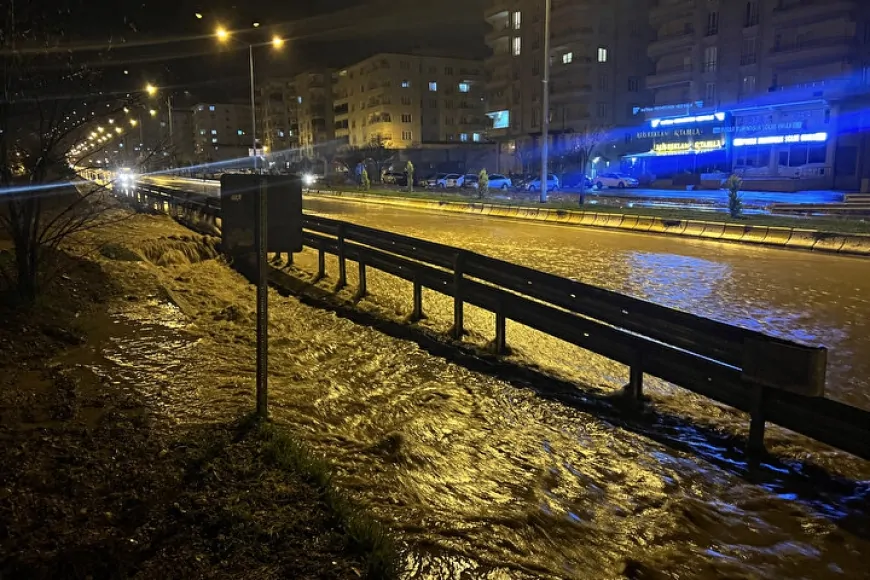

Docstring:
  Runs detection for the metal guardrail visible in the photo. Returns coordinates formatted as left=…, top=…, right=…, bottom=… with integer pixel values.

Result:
left=124, top=183, right=870, bottom=461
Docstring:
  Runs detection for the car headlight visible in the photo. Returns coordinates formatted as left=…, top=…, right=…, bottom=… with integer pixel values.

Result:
left=303, top=173, right=315, bottom=186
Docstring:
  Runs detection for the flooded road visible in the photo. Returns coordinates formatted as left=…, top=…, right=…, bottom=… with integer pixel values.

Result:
left=88, top=212, right=870, bottom=579
left=304, top=197, right=870, bottom=412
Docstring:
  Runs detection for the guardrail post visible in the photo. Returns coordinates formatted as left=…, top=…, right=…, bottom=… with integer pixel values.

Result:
left=316, top=242, right=326, bottom=281
left=495, top=310, right=507, bottom=355
left=337, top=224, right=347, bottom=289
left=451, top=252, right=464, bottom=339
left=355, top=259, right=367, bottom=301
left=410, top=275, right=424, bottom=322
left=748, top=385, right=767, bottom=454
left=627, top=353, right=644, bottom=401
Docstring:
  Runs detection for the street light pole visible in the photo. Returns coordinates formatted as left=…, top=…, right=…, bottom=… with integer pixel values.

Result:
left=249, top=44, right=258, bottom=173
left=540, top=0, right=552, bottom=203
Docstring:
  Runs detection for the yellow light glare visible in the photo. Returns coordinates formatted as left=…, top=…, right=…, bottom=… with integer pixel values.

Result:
left=130, top=119, right=138, bottom=127
left=216, top=26, right=230, bottom=41
left=149, top=109, right=157, bottom=117
left=145, top=83, right=157, bottom=96
left=271, top=36, right=284, bottom=49
left=195, top=12, right=203, bottom=19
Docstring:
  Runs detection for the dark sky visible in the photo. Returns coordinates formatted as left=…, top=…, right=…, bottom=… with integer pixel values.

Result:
left=49, top=0, right=487, bottom=101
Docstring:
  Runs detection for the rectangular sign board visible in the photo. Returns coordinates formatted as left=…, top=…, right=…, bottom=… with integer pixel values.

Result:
left=220, top=174, right=303, bottom=256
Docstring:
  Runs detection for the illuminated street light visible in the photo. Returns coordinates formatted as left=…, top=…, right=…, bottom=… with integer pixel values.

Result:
left=216, top=26, right=230, bottom=42
left=272, top=35, right=284, bottom=48
left=97, top=126, right=105, bottom=133
left=149, top=109, right=157, bottom=117
left=115, top=127, right=123, bottom=134
left=145, top=83, right=157, bottom=96
left=123, top=107, right=130, bottom=113
left=108, top=118, right=114, bottom=124
left=253, top=22, right=260, bottom=28
left=195, top=12, right=203, bottom=19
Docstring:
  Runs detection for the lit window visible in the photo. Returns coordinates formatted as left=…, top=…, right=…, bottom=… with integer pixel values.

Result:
left=562, top=52, right=573, bottom=64
left=597, top=47, right=608, bottom=62
left=278, top=130, right=285, bottom=137
left=209, top=105, right=215, bottom=111
left=211, top=138, right=218, bottom=143
left=429, top=81, right=438, bottom=92
left=402, top=131, right=412, bottom=140
left=460, top=133, right=469, bottom=142
left=459, top=82, right=470, bottom=93
left=199, top=129, right=205, bottom=135
left=211, top=129, right=217, bottom=135
left=197, top=105, right=204, bottom=111
left=513, top=11, right=521, bottom=30
left=297, top=96, right=302, bottom=103
left=402, top=80, right=410, bottom=88
left=237, top=129, right=244, bottom=135
left=513, top=37, right=522, bottom=56
left=472, top=133, right=481, bottom=142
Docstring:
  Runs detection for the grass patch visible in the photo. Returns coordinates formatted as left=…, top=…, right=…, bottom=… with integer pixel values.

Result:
left=253, top=416, right=400, bottom=580
left=99, top=242, right=143, bottom=261
left=309, top=187, right=870, bottom=235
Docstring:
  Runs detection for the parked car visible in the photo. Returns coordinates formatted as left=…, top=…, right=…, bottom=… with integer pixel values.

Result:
left=524, top=174, right=560, bottom=192
left=560, top=171, right=593, bottom=189
left=437, top=173, right=462, bottom=188
left=425, top=173, right=447, bottom=188
left=487, top=173, right=513, bottom=190
left=460, top=174, right=479, bottom=189
left=382, top=172, right=404, bottom=185
left=595, top=173, right=639, bottom=189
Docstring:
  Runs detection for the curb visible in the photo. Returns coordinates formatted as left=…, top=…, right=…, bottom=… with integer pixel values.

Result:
left=306, top=190, right=870, bottom=257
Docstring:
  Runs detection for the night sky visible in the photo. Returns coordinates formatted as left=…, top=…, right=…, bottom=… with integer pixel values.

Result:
left=48, top=0, right=487, bottom=101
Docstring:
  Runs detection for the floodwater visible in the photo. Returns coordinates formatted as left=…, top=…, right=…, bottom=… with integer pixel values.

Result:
left=85, top=208, right=870, bottom=579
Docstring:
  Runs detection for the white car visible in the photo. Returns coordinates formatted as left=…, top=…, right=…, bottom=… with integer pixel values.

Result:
left=487, top=174, right=513, bottom=190
left=595, top=173, right=639, bottom=189
left=437, top=173, right=462, bottom=188
left=524, top=174, right=560, bottom=192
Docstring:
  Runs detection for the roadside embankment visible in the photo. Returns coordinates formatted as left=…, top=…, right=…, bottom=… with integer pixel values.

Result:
left=0, top=208, right=397, bottom=580
left=306, top=190, right=870, bottom=257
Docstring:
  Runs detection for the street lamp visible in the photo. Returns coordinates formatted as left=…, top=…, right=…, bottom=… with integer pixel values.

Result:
left=145, top=83, right=157, bottom=96
left=214, top=24, right=284, bottom=173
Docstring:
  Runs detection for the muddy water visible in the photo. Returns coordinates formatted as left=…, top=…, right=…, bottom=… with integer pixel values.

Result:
left=83, top=217, right=870, bottom=579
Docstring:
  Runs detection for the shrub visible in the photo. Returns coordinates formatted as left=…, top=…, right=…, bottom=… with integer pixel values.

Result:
left=726, top=174, right=743, bottom=219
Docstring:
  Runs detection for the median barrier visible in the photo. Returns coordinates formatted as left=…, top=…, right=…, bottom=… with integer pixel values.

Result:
left=721, top=223, right=745, bottom=241
left=683, top=220, right=707, bottom=238
left=838, top=234, right=870, bottom=256
left=763, top=227, right=793, bottom=246
left=489, top=206, right=511, bottom=218
left=658, top=219, right=688, bottom=235
left=594, top=213, right=625, bottom=229
left=785, top=229, right=817, bottom=250
left=580, top=212, right=598, bottom=226
left=632, top=216, right=655, bottom=232
left=536, top=209, right=552, bottom=221
left=566, top=211, right=585, bottom=224
left=741, top=225, right=770, bottom=244
left=520, top=207, right=540, bottom=220
left=813, top=233, right=847, bottom=253
left=619, top=215, right=639, bottom=230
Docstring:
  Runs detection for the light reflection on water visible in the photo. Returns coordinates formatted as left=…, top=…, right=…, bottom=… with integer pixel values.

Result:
left=81, top=204, right=870, bottom=579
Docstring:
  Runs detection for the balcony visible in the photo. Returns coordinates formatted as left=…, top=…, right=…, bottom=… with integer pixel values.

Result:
left=646, top=63, right=693, bottom=89
left=650, top=0, right=695, bottom=26
left=771, top=0, right=856, bottom=24
left=550, top=1, right=596, bottom=24
left=485, top=23, right=512, bottom=45
left=484, top=0, right=511, bottom=22
left=550, top=82, right=592, bottom=102
left=648, top=28, right=695, bottom=57
left=551, top=58, right=594, bottom=78
left=769, top=36, right=856, bottom=64
left=550, top=27, right=595, bottom=50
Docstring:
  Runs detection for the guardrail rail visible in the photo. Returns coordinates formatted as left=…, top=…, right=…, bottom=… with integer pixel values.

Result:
left=120, top=182, right=870, bottom=461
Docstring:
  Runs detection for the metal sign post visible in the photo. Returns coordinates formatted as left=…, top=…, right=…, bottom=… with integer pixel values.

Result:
left=255, top=176, right=269, bottom=417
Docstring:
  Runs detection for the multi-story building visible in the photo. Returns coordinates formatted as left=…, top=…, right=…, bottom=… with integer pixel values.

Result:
left=191, top=102, right=254, bottom=165
left=294, top=70, right=335, bottom=158
left=332, top=53, right=487, bottom=150
left=639, top=0, right=870, bottom=191
left=484, top=0, right=652, bottom=170
left=257, top=78, right=300, bottom=168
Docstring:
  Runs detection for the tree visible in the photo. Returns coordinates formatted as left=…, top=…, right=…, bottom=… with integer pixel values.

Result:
left=360, top=168, right=370, bottom=191
left=571, top=126, right=610, bottom=193
left=726, top=174, right=743, bottom=219
left=0, top=2, right=152, bottom=302
left=405, top=160, right=414, bottom=192
left=362, top=135, right=394, bottom=184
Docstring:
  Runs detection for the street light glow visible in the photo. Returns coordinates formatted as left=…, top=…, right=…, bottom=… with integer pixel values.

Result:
left=149, top=109, right=157, bottom=117
left=253, top=22, right=260, bottom=28
left=115, top=127, right=123, bottom=134
left=130, top=119, right=138, bottom=127
left=97, top=126, right=105, bottom=133
left=216, top=26, right=230, bottom=41
left=272, top=36, right=284, bottom=48
left=195, top=12, right=203, bottom=19
left=145, top=83, right=157, bottom=96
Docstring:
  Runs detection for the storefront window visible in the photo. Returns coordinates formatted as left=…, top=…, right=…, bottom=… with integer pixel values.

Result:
left=808, top=144, right=826, bottom=164
left=788, top=145, right=808, bottom=167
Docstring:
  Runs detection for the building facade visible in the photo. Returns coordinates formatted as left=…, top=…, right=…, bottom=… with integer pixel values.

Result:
left=191, top=102, right=254, bottom=165
left=637, top=0, right=870, bottom=191
left=484, top=0, right=653, bottom=170
left=332, top=53, right=487, bottom=150
left=294, top=70, right=335, bottom=158
left=257, top=78, right=300, bottom=168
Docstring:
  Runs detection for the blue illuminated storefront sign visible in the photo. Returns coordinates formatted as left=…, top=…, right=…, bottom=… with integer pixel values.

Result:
left=733, top=132, right=828, bottom=147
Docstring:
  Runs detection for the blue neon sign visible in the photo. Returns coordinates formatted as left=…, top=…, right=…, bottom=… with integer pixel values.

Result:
left=650, top=112, right=726, bottom=128
left=733, top=132, right=828, bottom=147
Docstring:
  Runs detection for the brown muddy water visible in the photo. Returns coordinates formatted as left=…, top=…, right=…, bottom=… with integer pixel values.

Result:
left=79, top=209, right=870, bottom=579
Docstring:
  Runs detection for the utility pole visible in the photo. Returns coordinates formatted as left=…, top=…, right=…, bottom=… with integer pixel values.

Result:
left=540, top=0, right=552, bottom=203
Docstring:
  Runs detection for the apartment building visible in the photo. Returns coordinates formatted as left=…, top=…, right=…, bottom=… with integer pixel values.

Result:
left=640, top=0, right=870, bottom=190
left=192, top=102, right=254, bottom=164
left=257, top=78, right=300, bottom=167
left=332, top=53, right=487, bottom=149
left=484, top=0, right=652, bottom=168
left=294, top=70, right=335, bottom=157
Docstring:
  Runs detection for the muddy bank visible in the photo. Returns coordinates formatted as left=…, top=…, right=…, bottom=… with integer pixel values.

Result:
left=0, top=211, right=392, bottom=579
